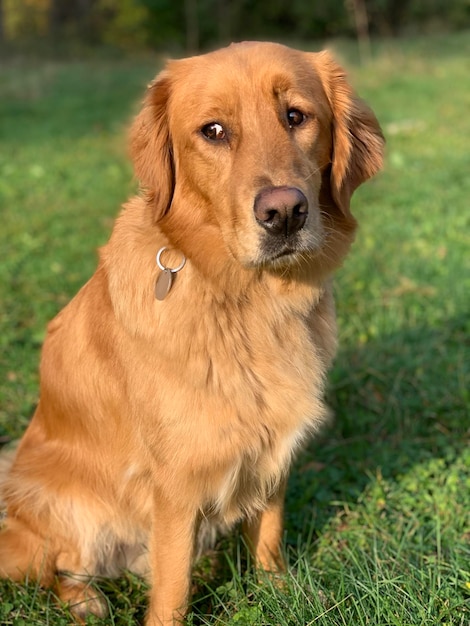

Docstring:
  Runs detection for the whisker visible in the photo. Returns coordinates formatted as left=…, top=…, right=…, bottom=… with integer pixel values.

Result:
left=303, top=165, right=323, bottom=183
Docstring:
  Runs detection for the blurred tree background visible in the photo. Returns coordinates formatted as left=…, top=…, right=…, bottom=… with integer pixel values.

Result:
left=1, top=0, right=469, bottom=54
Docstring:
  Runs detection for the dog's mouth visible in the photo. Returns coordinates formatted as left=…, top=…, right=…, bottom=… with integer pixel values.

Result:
left=254, top=233, right=318, bottom=268
left=261, top=238, right=299, bottom=262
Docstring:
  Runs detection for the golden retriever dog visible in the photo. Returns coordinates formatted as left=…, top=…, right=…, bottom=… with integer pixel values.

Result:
left=0, top=42, right=384, bottom=625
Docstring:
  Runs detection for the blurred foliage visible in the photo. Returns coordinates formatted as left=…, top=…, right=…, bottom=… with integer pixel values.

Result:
left=1, top=0, right=470, bottom=53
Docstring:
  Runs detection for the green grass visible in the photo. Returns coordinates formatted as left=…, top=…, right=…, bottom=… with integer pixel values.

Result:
left=1, top=31, right=470, bottom=624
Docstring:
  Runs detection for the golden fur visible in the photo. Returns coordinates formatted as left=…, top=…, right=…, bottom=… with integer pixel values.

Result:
left=0, top=42, right=384, bottom=625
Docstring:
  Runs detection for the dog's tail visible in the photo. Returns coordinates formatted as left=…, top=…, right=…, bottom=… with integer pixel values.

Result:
left=0, top=441, right=57, bottom=584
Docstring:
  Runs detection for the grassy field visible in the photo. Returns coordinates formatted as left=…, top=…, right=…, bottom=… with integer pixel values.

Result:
left=1, top=31, right=469, bottom=625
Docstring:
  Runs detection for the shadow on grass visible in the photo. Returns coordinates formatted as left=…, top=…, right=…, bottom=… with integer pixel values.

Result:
left=285, top=312, right=469, bottom=543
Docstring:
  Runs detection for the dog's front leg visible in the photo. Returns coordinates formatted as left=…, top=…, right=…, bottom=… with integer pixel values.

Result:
left=146, top=490, right=198, bottom=626
left=242, top=478, right=287, bottom=574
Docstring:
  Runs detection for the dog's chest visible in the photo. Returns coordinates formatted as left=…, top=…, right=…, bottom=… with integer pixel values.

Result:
left=153, top=291, right=329, bottom=522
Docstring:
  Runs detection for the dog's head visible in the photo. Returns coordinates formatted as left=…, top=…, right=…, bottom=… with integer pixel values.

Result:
left=130, top=42, right=384, bottom=276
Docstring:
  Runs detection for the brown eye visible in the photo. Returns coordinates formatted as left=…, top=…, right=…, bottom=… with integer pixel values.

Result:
left=201, top=122, right=226, bottom=141
left=287, top=109, right=306, bottom=128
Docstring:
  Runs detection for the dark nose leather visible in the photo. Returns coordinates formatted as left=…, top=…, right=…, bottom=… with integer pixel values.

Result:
left=254, top=186, right=308, bottom=236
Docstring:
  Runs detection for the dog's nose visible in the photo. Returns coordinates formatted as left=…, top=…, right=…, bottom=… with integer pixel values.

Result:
left=254, top=186, right=308, bottom=236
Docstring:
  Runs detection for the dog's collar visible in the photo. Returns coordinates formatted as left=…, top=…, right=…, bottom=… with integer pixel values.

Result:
left=154, top=247, right=186, bottom=301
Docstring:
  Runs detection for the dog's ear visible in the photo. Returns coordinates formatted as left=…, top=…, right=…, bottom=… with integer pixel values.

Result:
left=314, top=51, right=385, bottom=217
left=130, top=71, right=174, bottom=221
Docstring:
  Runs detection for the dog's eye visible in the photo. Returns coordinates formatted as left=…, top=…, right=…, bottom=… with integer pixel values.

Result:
left=287, top=109, right=306, bottom=128
left=201, top=122, right=226, bottom=141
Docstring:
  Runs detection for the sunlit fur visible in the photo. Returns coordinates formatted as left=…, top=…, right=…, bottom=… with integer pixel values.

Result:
left=0, top=42, right=383, bottom=625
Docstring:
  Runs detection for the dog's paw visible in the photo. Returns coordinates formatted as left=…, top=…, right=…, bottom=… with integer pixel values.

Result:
left=56, top=574, right=108, bottom=621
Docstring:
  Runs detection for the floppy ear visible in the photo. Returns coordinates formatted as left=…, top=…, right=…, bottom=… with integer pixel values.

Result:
left=315, top=51, right=385, bottom=217
left=129, top=71, right=174, bottom=221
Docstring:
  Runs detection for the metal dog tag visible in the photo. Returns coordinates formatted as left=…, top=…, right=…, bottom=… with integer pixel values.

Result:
left=155, top=269, right=173, bottom=301
left=154, top=247, right=186, bottom=301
